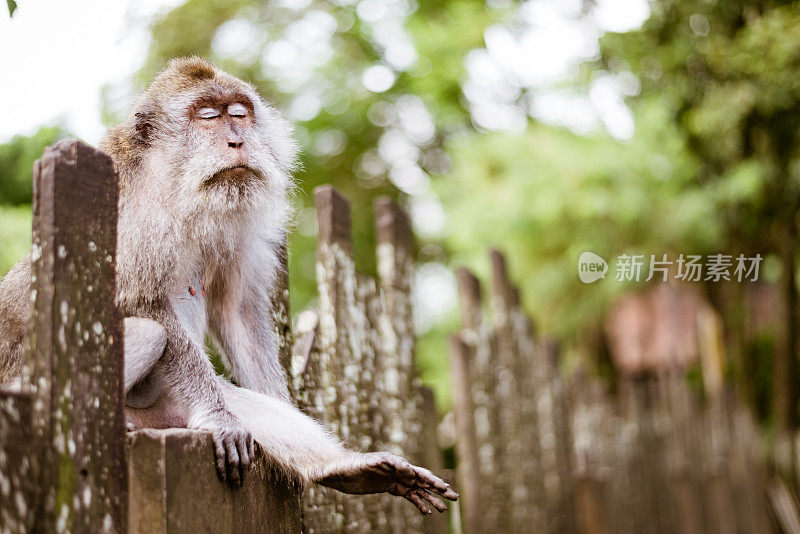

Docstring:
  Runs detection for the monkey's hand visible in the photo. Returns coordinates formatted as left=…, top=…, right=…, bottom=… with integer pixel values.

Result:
left=194, top=409, right=255, bottom=486
left=315, top=452, right=458, bottom=514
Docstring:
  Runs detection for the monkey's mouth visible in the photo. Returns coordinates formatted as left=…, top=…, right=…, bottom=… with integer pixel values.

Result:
left=203, top=165, right=261, bottom=188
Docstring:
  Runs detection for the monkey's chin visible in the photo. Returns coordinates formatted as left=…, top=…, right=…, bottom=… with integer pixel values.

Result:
left=202, top=166, right=260, bottom=189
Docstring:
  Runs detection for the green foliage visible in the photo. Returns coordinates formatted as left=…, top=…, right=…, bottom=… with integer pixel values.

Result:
left=0, top=126, right=66, bottom=282
left=0, top=205, right=31, bottom=276
left=599, top=1, right=800, bottom=249
left=441, top=99, right=718, bottom=340
left=6, top=0, right=16, bottom=17
left=600, top=1, right=800, bottom=424
left=416, top=314, right=460, bottom=411
left=139, top=0, right=792, bottom=402
left=0, top=126, right=68, bottom=205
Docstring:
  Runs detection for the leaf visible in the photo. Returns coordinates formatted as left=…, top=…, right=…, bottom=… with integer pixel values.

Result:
left=6, top=0, right=16, bottom=16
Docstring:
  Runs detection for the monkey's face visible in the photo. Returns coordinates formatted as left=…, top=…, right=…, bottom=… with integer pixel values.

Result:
left=133, top=59, right=298, bottom=218
left=171, top=88, right=293, bottom=208
left=190, top=97, right=260, bottom=189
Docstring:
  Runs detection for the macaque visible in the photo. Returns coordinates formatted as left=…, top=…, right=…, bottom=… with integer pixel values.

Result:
left=0, top=57, right=456, bottom=514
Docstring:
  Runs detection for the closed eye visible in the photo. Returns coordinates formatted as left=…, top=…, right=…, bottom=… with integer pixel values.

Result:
left=197, top=107, right=221, bottom=119
left=228, top=103, right=248, bottom=117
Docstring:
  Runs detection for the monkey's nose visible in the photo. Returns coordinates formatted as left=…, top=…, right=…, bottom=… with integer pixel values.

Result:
left=227, top=127, right=244, bottom=149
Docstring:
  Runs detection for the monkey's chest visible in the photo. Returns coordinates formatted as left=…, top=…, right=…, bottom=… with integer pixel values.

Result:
left=169, top=278, right=208, bottom=345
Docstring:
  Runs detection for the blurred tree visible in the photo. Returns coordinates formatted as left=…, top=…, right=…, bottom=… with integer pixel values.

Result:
left=0, top=125, right=68, bottom=205
left=0, top=205, right=31, bottom=276
left=440, top=98, right=716, bottom=365
left=0, top=125, right=67, bottom=277
left=600, top=1, right=800, bottom=432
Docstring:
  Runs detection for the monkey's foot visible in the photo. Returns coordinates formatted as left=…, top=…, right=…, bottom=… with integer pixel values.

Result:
left=315, top=452, right=458, bottom=514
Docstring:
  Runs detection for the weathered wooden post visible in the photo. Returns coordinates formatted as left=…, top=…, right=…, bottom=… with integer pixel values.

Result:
left=574, top=475, right=611, bottom=534
left=419, top=386, right=450, bottom=534
left=272, top=243, right=293, bottom=390
left=25, top=140, right=127, bottom=532
left=296, top=187, right=444, bottom=533
left=373, top=197, right=420, bottom=459
left=535, top=338, right=576, bottom=533
left=454, top=268, right=501, bottom=530
left=290, top=308, right=341, bottom=534
left=662, top=370, right=704, bottom=534
left=312, top=185, right=363, bottom=531
left=374, top=196, right=425, bottom=532
left=489, top=250, right=548, bottom=532
left=570, top=377, right=613, bottom=534
left=449, top=335, right=483, bottom=534
left=355, top=270, right=393, bottom=532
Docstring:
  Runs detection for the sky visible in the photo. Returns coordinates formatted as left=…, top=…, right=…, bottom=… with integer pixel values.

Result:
left=0, top=0, right=182, bottom=144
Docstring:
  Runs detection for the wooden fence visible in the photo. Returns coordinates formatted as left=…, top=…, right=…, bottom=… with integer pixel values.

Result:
left=449, top=250, right=791, bottom=534
left=2, top=140, right=797, bottom=534
left=0, top=141, right=449, bottom=533
left=290, top=186, right=449, bottom=534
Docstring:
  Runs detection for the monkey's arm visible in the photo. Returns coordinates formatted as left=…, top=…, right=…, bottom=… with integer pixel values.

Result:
left=220, top=381, right=458, bottom=514
left=147, top=304, right=255, bottom=485
left=206, top=253, right=457, bottom=512
left=207, top=260, right=290, bottom=400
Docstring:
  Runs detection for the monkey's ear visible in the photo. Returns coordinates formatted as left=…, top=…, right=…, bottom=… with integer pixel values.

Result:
left=134, top=110, right=154, bottom=146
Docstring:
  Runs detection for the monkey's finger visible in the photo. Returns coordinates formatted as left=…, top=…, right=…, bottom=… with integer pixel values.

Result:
left=237, top=435, right=251, bottom=469
left=413, top=467, right=458, bottom=500
left=238, top=458, right=246, bottom=487
left=226, top=437, right=242, bottom=486
left=405, top=491, right=432, bottom=515
left=247, top=434, right=255, bottom=461
left=212, top=434, right=227, bottom=482
left=418, top=490, right=448, bottom=513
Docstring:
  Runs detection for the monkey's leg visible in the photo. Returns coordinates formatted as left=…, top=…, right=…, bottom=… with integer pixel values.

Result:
left=123, top=317, right=167, bottom=408
left=218, top=380, right=458, bottom=514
